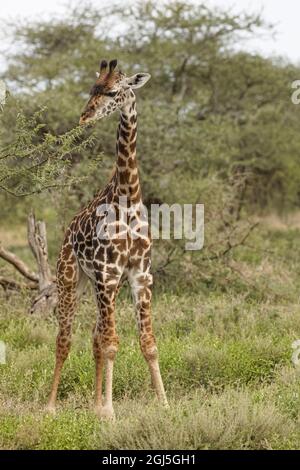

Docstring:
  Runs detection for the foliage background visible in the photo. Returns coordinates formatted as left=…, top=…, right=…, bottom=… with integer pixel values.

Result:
left=1, top=0, right=300, bottom=450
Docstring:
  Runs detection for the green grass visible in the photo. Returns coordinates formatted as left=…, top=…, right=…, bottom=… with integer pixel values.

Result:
left=1, top=290, right=300, bottom=449
left=1, top=221, right=300, bottom=449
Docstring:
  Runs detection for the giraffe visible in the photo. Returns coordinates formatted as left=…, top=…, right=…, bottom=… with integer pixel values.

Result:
left=47, top=59, right=168, bottom=419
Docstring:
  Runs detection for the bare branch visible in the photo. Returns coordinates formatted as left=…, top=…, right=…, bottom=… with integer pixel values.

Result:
left=155, top=246, right=178, bottom=275
left=0, top=244, right=39, bottom=282
left=0, top=276, right=37, bottom=291
left=208, top=222, right=259, bottom=261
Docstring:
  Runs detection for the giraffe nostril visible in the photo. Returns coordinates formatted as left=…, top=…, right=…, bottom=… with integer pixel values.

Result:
left=79, top=114, right=94, bottom=126
left=79, top=114, right=88, bottom=125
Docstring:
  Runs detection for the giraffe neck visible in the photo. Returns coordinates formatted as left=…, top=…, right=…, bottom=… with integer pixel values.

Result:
left=115, top=92, right=141, bottom=204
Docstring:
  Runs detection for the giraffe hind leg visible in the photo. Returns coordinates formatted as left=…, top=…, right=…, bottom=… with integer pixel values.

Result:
left=46, top=255, right=87, bottom=413
left=92, top=273, right=121, bottom=420
left=129, top=268, right=168, bottom=407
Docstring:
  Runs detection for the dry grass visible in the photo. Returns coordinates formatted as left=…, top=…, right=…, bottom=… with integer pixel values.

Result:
left=260, top=211, right=300, bottom=231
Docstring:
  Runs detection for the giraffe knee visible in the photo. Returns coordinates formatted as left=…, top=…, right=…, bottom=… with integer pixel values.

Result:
left=103, top=333, right=119, bottom=359
left=94, top=331, right=119, bottom=360
left=103, top=343, right=119, bottom=360
left=135, top=273, right=153, bottom=291
left=140, top=334, right=158, bottom=361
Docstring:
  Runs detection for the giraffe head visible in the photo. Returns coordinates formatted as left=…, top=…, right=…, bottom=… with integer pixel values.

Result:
left=79, top=59, right=151, bottom=125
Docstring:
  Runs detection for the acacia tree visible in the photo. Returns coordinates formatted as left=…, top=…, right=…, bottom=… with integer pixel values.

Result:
left=0, top=107, right=96, bottom=197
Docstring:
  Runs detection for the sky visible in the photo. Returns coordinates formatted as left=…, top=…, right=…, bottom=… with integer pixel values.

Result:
left=0, top=0, right=299, bottom=64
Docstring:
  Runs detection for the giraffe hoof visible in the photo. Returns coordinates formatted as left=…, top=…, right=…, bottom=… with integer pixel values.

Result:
left=98, top=405, right=115, bottom=421
left=94, top=405, right=103, bottom=418
left=45, top=404, right=56, bottom=415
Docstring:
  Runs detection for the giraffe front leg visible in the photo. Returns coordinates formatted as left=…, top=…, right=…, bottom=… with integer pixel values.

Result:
left=92, top=330, right=118, bottom=420
left=101, top=342, right=118, bottom=420
left=92, top=327, right=104, bottom=416
left=93, top=279, right=120, bottom=420
left=129, top=270, right=168, bottom=407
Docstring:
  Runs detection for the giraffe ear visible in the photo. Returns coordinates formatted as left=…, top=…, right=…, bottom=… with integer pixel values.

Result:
left=126, top=73, right=151, bottom=89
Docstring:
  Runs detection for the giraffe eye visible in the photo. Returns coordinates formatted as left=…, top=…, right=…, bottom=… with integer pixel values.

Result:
left=105, top=91, right=117, bottom=98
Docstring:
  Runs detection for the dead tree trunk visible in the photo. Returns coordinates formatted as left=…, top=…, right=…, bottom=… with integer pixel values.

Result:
left=27, top=212, right=57, bottom=314
left=0, top=212, right=57, bottom=315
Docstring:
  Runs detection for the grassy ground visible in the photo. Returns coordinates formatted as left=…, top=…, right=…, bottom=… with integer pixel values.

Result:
left=1, top=217, right=300, bottom=449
